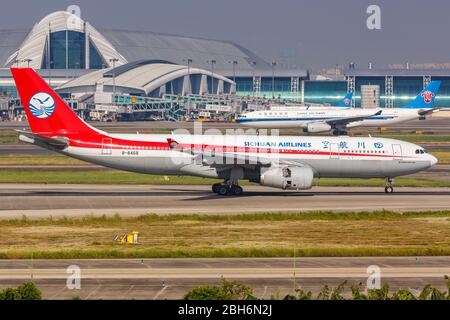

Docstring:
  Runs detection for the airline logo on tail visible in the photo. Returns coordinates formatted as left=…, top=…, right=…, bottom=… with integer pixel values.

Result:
left=421, top=91, right=435, bottom=104
left=29, top=92, right=56, bottom=119
left=12, top=68, right=96, bottom=135
left=403, top=81, right=441, bottom=109
left=337, top=92, right=353, bottom=107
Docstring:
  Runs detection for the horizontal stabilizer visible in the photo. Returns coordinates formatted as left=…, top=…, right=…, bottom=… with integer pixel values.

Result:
left=16, top=130, right=68, bottom=150
left=418, top=108, right=440, bottom=116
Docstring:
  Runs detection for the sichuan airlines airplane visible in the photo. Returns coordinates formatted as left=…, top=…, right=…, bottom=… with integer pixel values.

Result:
left=12, top=68, right=437, bottom=195
left=236, top=81, right=441, bottom=135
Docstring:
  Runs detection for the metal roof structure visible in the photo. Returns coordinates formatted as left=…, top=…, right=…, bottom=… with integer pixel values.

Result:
left=0, top=11, right=306, bottom=76
left=57, top=60, right=234, bottom=96
left=4, top=11, right=127, bottom=69
left=99, top=29, right=271, bottom=71
left=346, top=68, right=450, bottom=77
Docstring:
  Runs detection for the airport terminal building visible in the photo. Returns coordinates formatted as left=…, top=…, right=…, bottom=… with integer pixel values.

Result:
left=1, top=10, right=450, bottom=120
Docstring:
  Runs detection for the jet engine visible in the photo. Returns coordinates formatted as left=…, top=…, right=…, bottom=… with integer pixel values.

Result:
left=303, top=122, right=332, bottom=133
left=260, top=166, right=314, bottom=190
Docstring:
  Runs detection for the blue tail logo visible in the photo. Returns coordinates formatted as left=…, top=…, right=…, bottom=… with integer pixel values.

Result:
left=421, top=90, right=435, bottom=104
left=337, top=92, right=353, bottom=107
left=403, top=81, right=441, bottom=109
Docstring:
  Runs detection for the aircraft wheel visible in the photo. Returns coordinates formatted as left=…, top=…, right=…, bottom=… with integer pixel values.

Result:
left=217, top=185, right=229, bottom=196
left=385, top=186, right=394, bottom=194
left=212, top=183, right=222, bottom=193
left=230, top=185, right=244, bottom=196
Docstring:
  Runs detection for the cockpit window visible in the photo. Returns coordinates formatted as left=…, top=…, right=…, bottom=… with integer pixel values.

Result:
left=415, top=149, right=426, bottom=154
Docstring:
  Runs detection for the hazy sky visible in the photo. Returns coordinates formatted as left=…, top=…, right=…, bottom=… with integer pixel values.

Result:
left=1, top=0, right=449, bottom=70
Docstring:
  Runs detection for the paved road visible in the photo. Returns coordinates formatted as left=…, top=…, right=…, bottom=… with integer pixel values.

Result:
left=0, top=144, right=56, bottom=156
left=0, top=184, right=450, bottom=219
left=0, top=165, right=448, bottom=183
left=0, top=257, right=448, bottom=299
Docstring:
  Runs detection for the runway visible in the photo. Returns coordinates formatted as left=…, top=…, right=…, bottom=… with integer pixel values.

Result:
left=0, top=257, right=448, bottom=299
left=0, top=184, right=450, bottom=219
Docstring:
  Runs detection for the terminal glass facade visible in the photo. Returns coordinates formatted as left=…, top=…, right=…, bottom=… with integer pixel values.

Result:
left=235, top=77, right=301, bottom=100
left=43, top=31, right=104, bottom=69
left=354, top=76, right=450, bottom=108
left=235, top=77, right=253, bottom=94
left=428, top=77, right=450, bottom=108
left=49, top=31, right=85, bottom=69
left=304, top=81, right=347, bottom=105
left=89, top=40, right=105, bottom=69
left=0, top=85, right=17, bottom=97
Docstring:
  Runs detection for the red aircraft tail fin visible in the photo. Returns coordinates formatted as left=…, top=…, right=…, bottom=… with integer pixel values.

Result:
left=11, top=68, right=96, bottom=135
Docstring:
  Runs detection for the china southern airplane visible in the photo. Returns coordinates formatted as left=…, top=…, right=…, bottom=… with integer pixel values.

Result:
left=11, top=68, right=437, bottom=195
left=236, top=81, right=441, bottom=135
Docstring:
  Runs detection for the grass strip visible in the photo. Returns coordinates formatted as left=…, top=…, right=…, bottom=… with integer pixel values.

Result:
left=0, top=211, right=448, bottom=259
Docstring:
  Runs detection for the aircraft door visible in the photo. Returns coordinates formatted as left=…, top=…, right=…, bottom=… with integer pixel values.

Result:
left=392, top=144, right=402, bottom=160
left=102, top=138, right=112, bottom=155
left=330, top=143, right=339, bottom=159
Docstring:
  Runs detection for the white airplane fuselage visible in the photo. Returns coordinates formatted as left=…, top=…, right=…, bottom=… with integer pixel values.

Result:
left=33, top=133, right=436, bottom=181
left=236, top=108, right=423, bottom=129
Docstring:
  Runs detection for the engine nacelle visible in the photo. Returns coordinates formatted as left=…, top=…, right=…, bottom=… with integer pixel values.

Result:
left=304, top=122, right=332, bottom=133
left=260, top=166, right=314, bottom=190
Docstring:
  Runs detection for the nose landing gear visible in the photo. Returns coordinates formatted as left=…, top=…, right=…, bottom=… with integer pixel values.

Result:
left=212, top=182, right=244, bottom=196
left=384, top=178, right=394, bottom=193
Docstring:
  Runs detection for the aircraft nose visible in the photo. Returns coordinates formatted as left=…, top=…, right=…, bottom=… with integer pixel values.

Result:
left=429, top=154, right=438, bottom=167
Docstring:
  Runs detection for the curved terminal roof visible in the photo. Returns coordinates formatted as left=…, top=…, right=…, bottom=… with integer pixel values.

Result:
left=4, top=11, right=127, bottom=69
left=58, top=60, right=234, bottom=95
left=99, top=29, right=269, bottom=71
left=0, top=11, right=306, bottom=77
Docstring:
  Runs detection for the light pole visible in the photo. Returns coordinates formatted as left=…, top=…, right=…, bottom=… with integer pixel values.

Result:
left=74, top=61, right=80, bottom=80
left=109, top=58, right=119, bottom=104
left=49, top=60, right=54, bottom=87
left=271, top=61, right=277, bottom=99
left=228, top=60, right=238, bottom=83
left=251, top=61, right=256, bottom=98
left=22, top=59, right=32, bottom=68
left=183, top=58, right=193, bottom=94
left=208, top=59, right=216, bottom=94
left=183, top=58, right=193, bottom=119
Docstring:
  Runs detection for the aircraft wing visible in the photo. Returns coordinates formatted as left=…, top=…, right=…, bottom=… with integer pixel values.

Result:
left=16, top=130, right=68, bottom=150
left=418, top=108, right=440, bottom=116
left=323, top=110, right=382, bottom=127
left=167, top=138, right=306, bottom=168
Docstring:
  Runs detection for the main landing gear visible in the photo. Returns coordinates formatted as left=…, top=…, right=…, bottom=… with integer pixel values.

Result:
left=384, top=178, right=394, bottom=194
left=212, top=182, right=244, bottom=196
left=332, top=129, right=348, bottom=136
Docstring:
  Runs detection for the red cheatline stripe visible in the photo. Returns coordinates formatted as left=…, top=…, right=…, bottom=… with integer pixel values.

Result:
left=65, top=136, right=414, bottom=160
